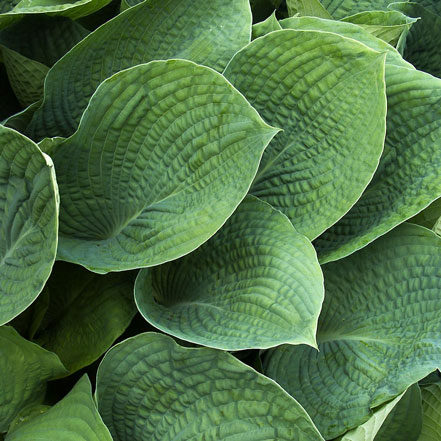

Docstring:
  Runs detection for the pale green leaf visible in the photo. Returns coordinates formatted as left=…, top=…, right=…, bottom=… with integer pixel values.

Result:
left=375, top=384, right=422, bottom=441
left=340, top=392, right=406, bottom=441
left=264, top=224, right=441, bottom=439
left=252, top=11, right=282, bottom=39
left=5, top=375, right=112, bottom=441
left=26, top=0, right=252, bottom=140
left=134, top=195, right=323, bottom=351
left=52, top=60, right=278, bottom=273
left=287, top=0, right=332, bottom=18
left=96, top=332, right=324, bottom=441
left=419, top=383, right=441, bottom=441
left=341, top=10, right=418, bottom=46
left=0, top=326, right=67, bottom=432
left=0, top=0, right=111, bottom=29
left=315, top=65, right=441, bottom=263
left=0, top=125, right=58, bottom=325
left=223, top=29, right=386, bottom=239
left=280, top=15, right=414, bottom=68
left=32, top=262, right=136, bottom=374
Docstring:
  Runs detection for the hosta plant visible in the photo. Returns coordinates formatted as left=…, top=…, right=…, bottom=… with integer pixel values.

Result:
left=1, top=0, right=441, bottom=440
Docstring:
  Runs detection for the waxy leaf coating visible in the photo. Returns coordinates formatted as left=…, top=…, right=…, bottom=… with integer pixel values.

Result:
left=53, top=60, right=279, bottom=273
left=0, top=125, right=58, bottom=325
left=135, top=195, right=324, bottom=351
left=224, top=29, right=387, bottom=240
left=264, top=224, right=441, bottom=438
left=96, top=332, right=324, bottom=441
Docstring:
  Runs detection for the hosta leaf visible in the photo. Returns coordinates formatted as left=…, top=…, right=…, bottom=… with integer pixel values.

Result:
left=417, top=0, right=441, bottom=16
left=96, top=332, right=324, bottom=441
left=410, top=199, right=441, bottom=235
left=0, top=126, right=58, bottom=325
left=419, top=383, right=441, bottom=441
left=0, top=16, right=89, bottom=67
left=341, top=10, right=417, bottom=46
left=134, top=195, right=323, bottom=351
left=32, top=262, right=136, bottom=374
left=320, top=0, right=393, bottom=19
left=52, top=60, right=278, bottom=273
left=390, top=2, right=441, bottom=78
left=280, top=15, right=414, bottom=68
left=2, top=101, right=40, bottom=133
left=223, top=29, right=387, bottom=239
left=315, top=65, right=441, bottom=263
left=340, top=391, right=406, bottom=441
left=5, top=375, right=112, bottom=440
left=0, top=46, right=48, bottom=107
left=264, top=224, right=441, bottom=439
left=374, top=384, right=422, bottom=441
left=0, top=326, right=67, bottom=432
left=0, top=0, right=111, bottom=29
left=252, top=11, right=282, bottom=39
left=286, top=0, right=332, bottom=18
left=26, top=0, right=252, bottom=140
left=250, top=0, right=285, bottom=23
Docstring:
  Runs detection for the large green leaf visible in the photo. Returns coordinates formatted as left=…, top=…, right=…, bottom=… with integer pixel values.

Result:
left=32, top=262, right=136, bottom=374
left=0, top=125, right=58, bottom=325
left=279, top=15, right=414, bottom=68
left=0, top=326, right=67, bottom=432
left=390, top=2, right=441, bottom=78
left=223, top=29, right=386, bottom=240
left=374, top=384, right=422, bottom=441
left=52, top=60, right=278, bottom=273
left=320, top=0, right=395, bottom=18
left=286, top=0, right=332, bottom=18
left=315, top=65, right=441, bottom=263
left=0, top=16, right=89, bottom=67
left=0, top=0, right=111, bottom=29
left=419, top=383, right=441, bottom=441
left=264, top=224, right=441, bottom=439
left=96, top=332, right=324, bottom=441
left=410, top=199, right=441, bottom=235
left=134, top=195, right=323, bottom=351
left=340, top=10, right=417, bottom=46
left=5, top=375, right=112, bottom=440
left=26, top=0, right=252, bottom=140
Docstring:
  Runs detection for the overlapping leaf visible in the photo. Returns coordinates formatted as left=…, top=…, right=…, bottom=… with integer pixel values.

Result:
left=5, top=375, right=112, bottom=440
left=134, top=196, right=323, bottom=351
left=96, top=332, right=324, bottom=441
left=31, top=262, right=136, bottom=373
left=0, top=125, right=58, bottom=325
left=286, top=0, right=332, bottom=18
left=224, top=29, right=387, bottom=240
left=26, top=0, right=252, bottom=139
left=264, top=224, right=441, bottom=439
left=419, top=383, right=441, bottom=441
left=52, top=60, right=278, bottom=273
left=0, top=326, right=66, bottom=432
left=315, top=65, right=441, bottom=263
left=252, top=11, right=282, bottom=39
left=320, top=0, right=393, bottom=19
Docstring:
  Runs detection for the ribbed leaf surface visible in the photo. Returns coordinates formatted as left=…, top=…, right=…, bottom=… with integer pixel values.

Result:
left=135, top=196, right=323, bottom=350
left=53, top=60, right=278, bottom=273
left=224, top=29, right=386, bottom=239
left=0, top=125, right=58, bottom=325
left=26, top=0, right=252, bottom=139
left=96, top=332, right=324, bottom=441
left=264, top=224, right=441, bottom=439
left=419, top=383, right=441, bottom=441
